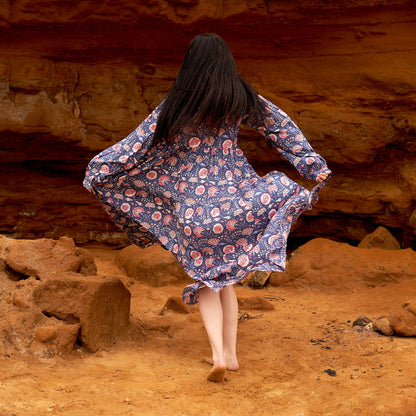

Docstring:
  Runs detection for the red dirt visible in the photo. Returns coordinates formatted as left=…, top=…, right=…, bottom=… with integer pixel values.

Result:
left=1, top=246, right=415, bottom=416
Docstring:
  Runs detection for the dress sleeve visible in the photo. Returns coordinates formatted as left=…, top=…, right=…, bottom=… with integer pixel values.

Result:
left=83, top=102, right=162, bottom=194
left=244, top=95, right=331, bottom=181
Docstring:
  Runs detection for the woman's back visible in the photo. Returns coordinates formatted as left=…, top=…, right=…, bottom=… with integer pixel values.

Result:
left=84, top=32, right=331, bottom=382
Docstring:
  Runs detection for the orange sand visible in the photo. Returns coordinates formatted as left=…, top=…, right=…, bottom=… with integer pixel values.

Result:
left=0, top=246, right=415, bottom=416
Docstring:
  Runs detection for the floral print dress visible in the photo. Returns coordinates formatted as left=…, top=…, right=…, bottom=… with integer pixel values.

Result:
left=84, top=96, right=331, bottom=304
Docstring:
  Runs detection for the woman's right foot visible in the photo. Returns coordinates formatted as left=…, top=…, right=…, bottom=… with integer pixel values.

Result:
left=225, top=357, right=239, bottom=371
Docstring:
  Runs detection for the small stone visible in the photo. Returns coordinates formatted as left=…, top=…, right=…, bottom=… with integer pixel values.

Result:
left=373, top=317, right=394, bottom=336
left=35, top=327, right=57, bottom=343
left=239, top=271, right=272, bottom=288
left=324, top=368, right=337, bottom=377
left=12, top=292, right=32, bottom=309
left=34, top=323, right=80, bottom=354
left=238, top=311, right=264, bottom=321
left=55, top=323, right=80, bottom=354
left=159, top=297, right=190, bottom=315
left=353, top=323, right=373, bottom=332
left=352, top=315, right=373, bottom=327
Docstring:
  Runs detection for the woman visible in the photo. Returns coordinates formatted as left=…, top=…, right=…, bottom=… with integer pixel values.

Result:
left=84, top=33, right=331, bottom=382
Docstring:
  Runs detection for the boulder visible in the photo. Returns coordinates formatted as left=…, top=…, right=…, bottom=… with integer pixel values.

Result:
left=358, top=226, right=401, bottom=250
left=4, top=236, right=96, bottom=280
left=115, top=245, right=191, bottom=287
left=33, top=273, right=131, bottom=352
left=282, top=238, right=416, bottom=289
left=390, top=299, right=416, bottom=336
left=34, top=326, right=57, bottom=343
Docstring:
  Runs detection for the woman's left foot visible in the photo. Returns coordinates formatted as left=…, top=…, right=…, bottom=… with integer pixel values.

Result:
left=207, top=365, right=226, bottom=382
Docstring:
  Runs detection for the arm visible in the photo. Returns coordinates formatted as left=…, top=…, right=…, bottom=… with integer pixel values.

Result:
left=83, top=102, right=162, bottom=194
left=244, top=95, right=331, bottom=182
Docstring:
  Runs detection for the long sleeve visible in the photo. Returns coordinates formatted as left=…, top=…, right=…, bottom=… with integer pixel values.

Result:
left=83, top=102, right=162, bottom=194
left=244, top=96, right=331, bottom=181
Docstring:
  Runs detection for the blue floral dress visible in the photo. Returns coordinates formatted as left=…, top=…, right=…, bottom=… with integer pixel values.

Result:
left=84, top=96, right=331, bottom=304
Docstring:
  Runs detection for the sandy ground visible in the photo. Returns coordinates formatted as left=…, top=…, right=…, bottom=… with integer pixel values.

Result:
left=1, top=247, right=416, bottom=416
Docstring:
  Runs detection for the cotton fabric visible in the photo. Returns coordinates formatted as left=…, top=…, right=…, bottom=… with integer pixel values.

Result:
left=84, top=96, right=330, bottom=304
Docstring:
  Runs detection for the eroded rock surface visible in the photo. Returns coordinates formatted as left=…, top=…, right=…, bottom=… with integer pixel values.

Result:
left=0, top=235, right=131, bottom=356
left=280, top=238, right=416, bottom=289
left=4, top=235, right=96, bottom=279
left=358, top=226, right=401, bottom=250
left=0, top=1, right=415, bottom=247
left=33, top=273, right=131, bottom=352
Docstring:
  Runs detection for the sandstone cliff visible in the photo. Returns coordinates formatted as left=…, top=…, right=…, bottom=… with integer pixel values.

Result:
left=0, top=0, right=415, bottom=247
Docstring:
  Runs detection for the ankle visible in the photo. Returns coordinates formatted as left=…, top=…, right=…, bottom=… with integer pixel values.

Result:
left=212, top=354, right=226, bottom=367
left=223, top=348, right=237, bottom=360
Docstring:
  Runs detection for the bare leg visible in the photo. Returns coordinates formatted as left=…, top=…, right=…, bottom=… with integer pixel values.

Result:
left=198, top=286, right=226, bottom=382
left=220, top=285, right=239, bottom=371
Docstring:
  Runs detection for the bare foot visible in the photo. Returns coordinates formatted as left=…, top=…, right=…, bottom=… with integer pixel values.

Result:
left=207, top=365, right=226, bottom=383
left=202, top=357, right=239, bottom=372
left=225, top=358, right=239, bottom=372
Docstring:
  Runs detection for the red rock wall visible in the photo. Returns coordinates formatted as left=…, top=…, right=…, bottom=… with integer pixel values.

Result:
left=0, top=0, right=415, bottom=247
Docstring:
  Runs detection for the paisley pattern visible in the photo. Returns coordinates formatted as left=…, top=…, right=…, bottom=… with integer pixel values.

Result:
left=84, top=96, right=330, bottom=304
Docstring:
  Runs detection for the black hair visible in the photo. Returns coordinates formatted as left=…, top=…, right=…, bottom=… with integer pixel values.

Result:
left=153, top=33, right=265, bottom=145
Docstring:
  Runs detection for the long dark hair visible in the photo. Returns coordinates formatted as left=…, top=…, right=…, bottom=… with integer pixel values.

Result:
left=153, top=33, right=265, bottom=145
